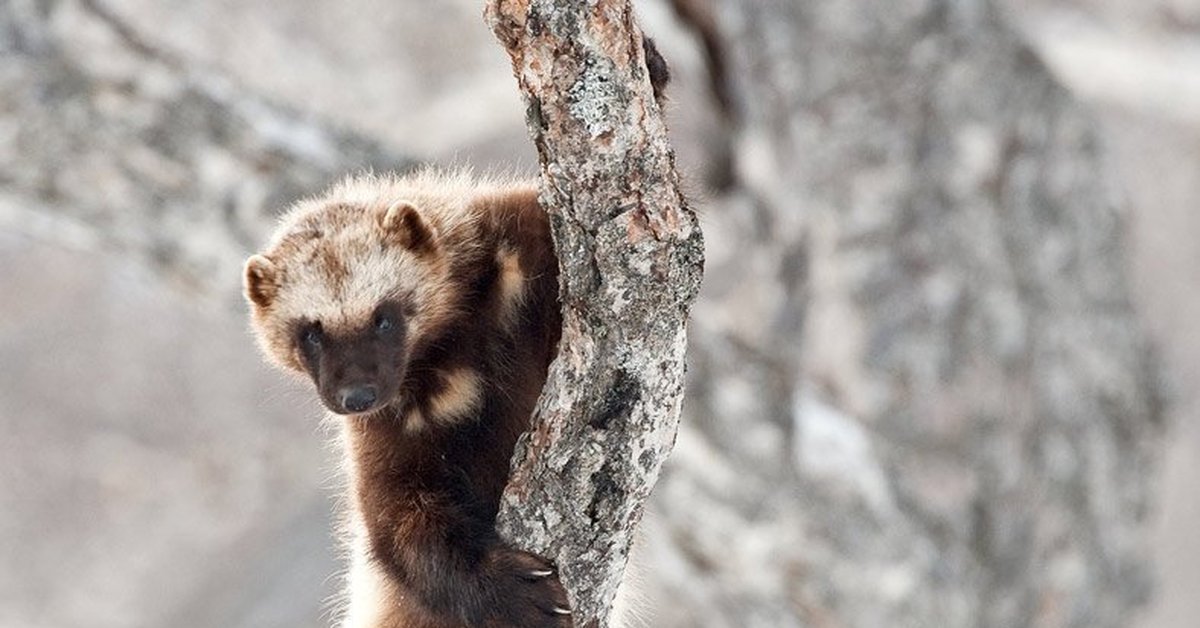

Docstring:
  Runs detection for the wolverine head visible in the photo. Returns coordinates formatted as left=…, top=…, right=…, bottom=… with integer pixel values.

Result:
left=243, top=197, right=453, bottom=416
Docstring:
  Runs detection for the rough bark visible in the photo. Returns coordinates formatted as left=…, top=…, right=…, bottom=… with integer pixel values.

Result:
left=484, top=1, right=704, bottom=625
left=0, top=0, right=408, bottom=297
left=646, top=0, right=1165, bottom=626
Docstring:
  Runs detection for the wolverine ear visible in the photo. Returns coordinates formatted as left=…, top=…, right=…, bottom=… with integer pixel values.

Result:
left=244, top=254, right=279, bottom=309
left=381, top=200, right=438, bottom=253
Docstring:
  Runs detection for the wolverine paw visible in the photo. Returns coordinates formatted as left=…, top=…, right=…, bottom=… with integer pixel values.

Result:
left=487, top=548, right=573, bottom=628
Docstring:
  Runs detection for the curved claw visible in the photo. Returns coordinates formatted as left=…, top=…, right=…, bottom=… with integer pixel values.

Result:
left=552, top=606, right=572, bottom=615
left=528, top=568, right=554, bottom=578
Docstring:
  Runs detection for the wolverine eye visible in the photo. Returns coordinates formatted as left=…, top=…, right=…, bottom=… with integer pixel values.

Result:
left=301, top=323, right=323, bottom=348
left=374, top=313, right=394, bottom=334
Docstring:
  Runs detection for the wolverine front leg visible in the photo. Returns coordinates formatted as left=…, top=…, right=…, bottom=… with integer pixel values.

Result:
left=364, top=489, right=573, bottom=627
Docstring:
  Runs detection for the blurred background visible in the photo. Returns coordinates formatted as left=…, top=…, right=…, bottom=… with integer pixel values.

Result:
left=1, top=0, right=1198, bottom=626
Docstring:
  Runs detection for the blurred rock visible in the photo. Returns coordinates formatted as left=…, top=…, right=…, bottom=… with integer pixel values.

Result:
left=0, top=234, right=335, bottom=628
left=0, top=0, right=408, bottom=299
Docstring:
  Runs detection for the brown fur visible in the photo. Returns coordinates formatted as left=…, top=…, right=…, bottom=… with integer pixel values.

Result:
left=244, top=170, right=569, bottom=627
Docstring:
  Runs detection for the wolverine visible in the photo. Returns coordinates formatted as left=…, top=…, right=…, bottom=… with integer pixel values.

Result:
left=244, top=170, right=572, bottom=627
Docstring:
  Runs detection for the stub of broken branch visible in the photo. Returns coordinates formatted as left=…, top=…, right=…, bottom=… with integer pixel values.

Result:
left=486, top=0, right=704, bottom=625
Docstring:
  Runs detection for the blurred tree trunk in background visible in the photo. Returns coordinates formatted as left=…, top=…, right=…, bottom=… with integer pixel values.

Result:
left=649, top=0, right=1164, bottom=626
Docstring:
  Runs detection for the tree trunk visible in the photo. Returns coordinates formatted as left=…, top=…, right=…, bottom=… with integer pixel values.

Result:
left=485, top=2, right=704, bottom=625
left=648, top=0, right=1165, bottom=626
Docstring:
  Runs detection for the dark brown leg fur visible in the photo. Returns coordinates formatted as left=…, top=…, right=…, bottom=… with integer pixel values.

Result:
left=348, top=414, right=572, bottom=628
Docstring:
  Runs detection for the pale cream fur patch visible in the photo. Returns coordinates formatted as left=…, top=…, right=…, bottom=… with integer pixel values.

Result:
left=338, top=545, right=388, bottom=628
left=340, top=540, right=391, bottom=628
left=495, top=247, right=527, bottom=326
left=610, top=530, right=653, bottom=628
left=404, top=406, right=427, bottom=434
left=428, top=368, right=483, bottom=425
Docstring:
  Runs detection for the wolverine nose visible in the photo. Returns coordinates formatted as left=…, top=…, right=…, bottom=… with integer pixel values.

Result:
left=339, top=385, right=378, bottom=413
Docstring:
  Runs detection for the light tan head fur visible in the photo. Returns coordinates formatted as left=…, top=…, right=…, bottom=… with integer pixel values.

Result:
left=242, top=170, right=503, bottom=372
